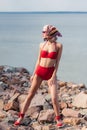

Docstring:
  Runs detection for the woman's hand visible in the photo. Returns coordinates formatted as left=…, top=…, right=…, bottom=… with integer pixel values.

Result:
left=48, top=75, right=57, bottom=86
left=30, top=75, right=34, bottom=83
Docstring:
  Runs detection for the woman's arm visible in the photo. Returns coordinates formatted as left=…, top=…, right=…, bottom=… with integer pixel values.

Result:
left=30, top=43, right=42, bottom=82
left=52, top=43, right=63, bottom=78
left=32, top=43, right=42, bottom=76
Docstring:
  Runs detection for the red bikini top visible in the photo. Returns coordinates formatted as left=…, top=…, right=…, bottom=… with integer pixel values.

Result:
left=41, top=50, right=57, bottom=59
left=40, top=43, right=58, bottom=59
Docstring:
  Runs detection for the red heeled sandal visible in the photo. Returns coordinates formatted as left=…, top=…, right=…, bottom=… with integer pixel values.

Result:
left=14, top=113, right=25, bottom=126
left=55, top=115, right=64, bottom=128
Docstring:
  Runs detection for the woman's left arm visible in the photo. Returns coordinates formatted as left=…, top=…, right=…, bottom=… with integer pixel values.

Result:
left=52, top=43, right=63, bottom=78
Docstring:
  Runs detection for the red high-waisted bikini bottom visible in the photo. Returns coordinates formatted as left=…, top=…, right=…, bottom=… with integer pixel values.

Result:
left=35, top=65, right=55, bottom=80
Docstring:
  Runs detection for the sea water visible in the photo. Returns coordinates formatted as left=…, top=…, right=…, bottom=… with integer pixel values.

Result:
left=0, top=12, right=87, bottom=85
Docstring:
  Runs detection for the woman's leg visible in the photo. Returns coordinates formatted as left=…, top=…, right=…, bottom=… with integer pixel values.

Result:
left=14, top=74, right=43, bottom=125
left=48, top=80, right=60, bottom=116
left=48, top=80, right=63, bottom=127
left=21, top=75, right=43, bottom=113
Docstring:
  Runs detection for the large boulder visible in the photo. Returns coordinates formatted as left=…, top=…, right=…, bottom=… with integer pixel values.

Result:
left=72, top=91, right=87, bottom=108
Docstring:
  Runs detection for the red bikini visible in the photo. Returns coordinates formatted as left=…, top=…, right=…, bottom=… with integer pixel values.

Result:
left=35, top=65, right=55, bottom=80
left=35, top=43, right=57, bottom=80
left=40, top=50, right=57, bottom=59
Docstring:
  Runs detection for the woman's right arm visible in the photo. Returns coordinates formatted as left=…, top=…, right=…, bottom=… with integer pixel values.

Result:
left=30, top=43, right=42, bottom=82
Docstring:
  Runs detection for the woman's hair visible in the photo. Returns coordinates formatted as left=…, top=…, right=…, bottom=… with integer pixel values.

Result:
left=42, top=25, right=62, bottom=41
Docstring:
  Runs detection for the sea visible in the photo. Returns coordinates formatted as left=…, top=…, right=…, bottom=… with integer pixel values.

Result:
left=0, top=12, right=87, bottom=86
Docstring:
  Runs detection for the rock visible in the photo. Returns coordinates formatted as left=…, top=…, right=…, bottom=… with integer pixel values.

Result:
left=71, top=84, right=79, bottom=90
left=15, top=67, right=29, bottom=74
left=66, top=82, right=74, bottom=88
left=62, top=108, right=81, bottom=118
left=26, top=106, right=42, bottom=119
left=3, top=65, right=15, bottom=73
left=32, top=122, right=42, bottom=130
left=0, top=99, right=4, bottom=110
left=30, top=93, right=45, bottom=107
left=63, top=117, right=81, bottom=125
left=43, top=101, right=53, bottom=110
left=79, top=84, right=86, bottom=89
left=79, top=109, right=87, bottom=115
left=67, top=102, right=73, bottom=108
left=0, top=85, right=4, bottom=92
left=84, top=115, right=87, bottom=121
left=60, top=101, right=67, bottom=109
left=0, top=123, right=8, bottom=130
left=0, top=66, right=4, bottom=72
left=18, top=94, right=27, bottom=104
left=58, top=81, right=67, bottom=87
left=9, top=92, right=20, bottom=102
left=0, top=110, right=7, bottom=118
left=72, top=91, right=87, bottom=108
left=42, top=124, right=55, bottom=130
left=38, top=109, right=55, bottom=123
left=4, top=100, right=19, bottom=111
left=82, top=126, right=87, bottom=130
left=0, top=82, right=8, bottom=90
left=18, top=93, right=45, bottom=108
left=0, top=65, right=87, bottom=130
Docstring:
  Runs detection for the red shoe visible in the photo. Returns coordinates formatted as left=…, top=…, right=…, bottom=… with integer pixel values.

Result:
left=14, top=113, right=24, bottom=126
left=14, top=121, right=20, bottom=126
left=55, top=115, right=64, bottom=128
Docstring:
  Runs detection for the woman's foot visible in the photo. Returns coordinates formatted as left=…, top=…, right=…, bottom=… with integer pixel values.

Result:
left=14, top=113, right=24, bottom=126
left=55, top=115, right=64, bottom=128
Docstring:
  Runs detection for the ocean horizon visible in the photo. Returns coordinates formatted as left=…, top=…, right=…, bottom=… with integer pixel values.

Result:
left=0, top=12, right=87, bottom=85
left=0, top=11, right=87, bottom=14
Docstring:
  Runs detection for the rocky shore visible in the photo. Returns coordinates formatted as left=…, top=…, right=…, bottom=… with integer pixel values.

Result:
left=0, top=65, right=87, bottom=130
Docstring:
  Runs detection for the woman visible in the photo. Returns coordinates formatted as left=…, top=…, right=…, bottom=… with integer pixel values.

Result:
left=14, top=25, right=63, bottom=127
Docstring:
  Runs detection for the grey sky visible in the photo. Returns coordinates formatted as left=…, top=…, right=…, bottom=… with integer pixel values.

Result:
left=0, top=0, right=87, bottom=12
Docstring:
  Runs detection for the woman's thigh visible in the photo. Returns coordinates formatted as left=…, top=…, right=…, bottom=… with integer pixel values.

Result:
left=29, top=74, right=43, bottom=94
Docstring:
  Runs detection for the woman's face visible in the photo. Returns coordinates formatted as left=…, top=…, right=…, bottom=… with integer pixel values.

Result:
left=42, top=31, right=48, bottom=39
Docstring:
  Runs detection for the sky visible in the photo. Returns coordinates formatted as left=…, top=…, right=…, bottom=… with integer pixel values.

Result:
left=0, top=0, right=87, bottom=12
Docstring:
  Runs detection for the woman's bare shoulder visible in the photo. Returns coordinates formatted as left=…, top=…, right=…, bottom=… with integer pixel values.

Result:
left=40, top=42, right=45, bottom=48
left=56, top=42, right=63, bottom=49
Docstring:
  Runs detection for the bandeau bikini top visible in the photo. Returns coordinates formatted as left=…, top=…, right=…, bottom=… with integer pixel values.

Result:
left=41, top=50, right=57, bottom=59
left=40, top=43, right=57, bottom=59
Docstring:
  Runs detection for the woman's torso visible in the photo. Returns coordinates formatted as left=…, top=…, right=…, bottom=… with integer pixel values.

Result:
left=39, top=41, right=58, bottom=67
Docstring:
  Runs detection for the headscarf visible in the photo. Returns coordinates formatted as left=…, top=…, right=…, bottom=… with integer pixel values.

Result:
left=42, top=25, right=62, bottom=39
